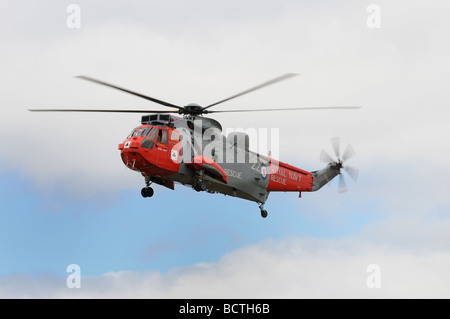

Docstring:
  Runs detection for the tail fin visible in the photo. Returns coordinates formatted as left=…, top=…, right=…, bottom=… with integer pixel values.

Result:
left=311, top=162, right=341, bottom=192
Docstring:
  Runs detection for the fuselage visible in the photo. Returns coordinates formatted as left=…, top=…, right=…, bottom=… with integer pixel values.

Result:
left=118, top=114, right=331, bottom=205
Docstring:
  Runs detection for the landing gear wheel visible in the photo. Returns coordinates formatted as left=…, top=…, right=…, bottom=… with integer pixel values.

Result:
left=258, top=203, right=268, bottom=218
left=193, top=180, right=207, bottom=192
left=141, top=187, right=154, bottom=198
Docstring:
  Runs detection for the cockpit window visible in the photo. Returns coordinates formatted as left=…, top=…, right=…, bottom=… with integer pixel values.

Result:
left=127, top=126, right=166, bottom=141
left=148, top=128, right=157, bottom=141
left=127, top=128, right=138, bottom=138
left=135, top=128, right=144, bottom=137
left=141, top=127, right=152, bottom=137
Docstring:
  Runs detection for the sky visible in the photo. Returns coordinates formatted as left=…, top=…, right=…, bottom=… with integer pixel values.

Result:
left=1, top=0, right=450, bottom=298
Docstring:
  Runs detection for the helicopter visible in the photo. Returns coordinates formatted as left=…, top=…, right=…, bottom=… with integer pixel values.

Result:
left=29, top=73, right=359, bottom=218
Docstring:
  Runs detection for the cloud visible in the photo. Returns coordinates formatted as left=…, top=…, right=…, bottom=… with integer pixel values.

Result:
left=1, top=0, right=450, bottom=199
left=1, top=0, right=450, bottom=300
left=3, top=226, right=450, bottom=299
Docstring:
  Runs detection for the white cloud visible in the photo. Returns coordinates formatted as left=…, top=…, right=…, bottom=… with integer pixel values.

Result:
left=2, top=231, right=450, bottom=298
left=1, top=0, right=450, bottom=299
left=1, top=0, right=450, bottom=198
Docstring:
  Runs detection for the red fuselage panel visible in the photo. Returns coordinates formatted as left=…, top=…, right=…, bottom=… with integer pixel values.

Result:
left=267, top=160, right=313, bottom=192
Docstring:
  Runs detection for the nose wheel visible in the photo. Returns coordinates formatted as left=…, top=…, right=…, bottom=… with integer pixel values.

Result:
left=141, top=186, right=154, bottom=198
left=141, top=176, right=154, bottom=198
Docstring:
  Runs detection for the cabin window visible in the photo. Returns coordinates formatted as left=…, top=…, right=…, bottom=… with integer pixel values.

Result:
left=141, top=138, right=154, bottom=150
left=158, top=129, right=168, bottom=145
left=170, top=131, right=180, bottom=141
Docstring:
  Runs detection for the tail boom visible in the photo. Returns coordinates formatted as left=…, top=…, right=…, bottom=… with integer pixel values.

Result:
left=265, top=160, right=341, bottom=194
left=266, top=160, right=313, bottom=192
left=310, top=162, right=341, bottom=192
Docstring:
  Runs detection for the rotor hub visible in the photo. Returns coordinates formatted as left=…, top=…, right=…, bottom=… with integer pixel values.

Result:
left=182, top=103, right=204, bottom=116
left=335, top=160, right=343, bottom=171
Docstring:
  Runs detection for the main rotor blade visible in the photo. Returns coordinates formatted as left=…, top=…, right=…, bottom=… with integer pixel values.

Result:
left=203, top=73, right=299, bottom=111
left=28, top=109, right=179, bottom=113
left=76, top=75, right=184, bottom=111
left=207, top=106, right=361, bottom=113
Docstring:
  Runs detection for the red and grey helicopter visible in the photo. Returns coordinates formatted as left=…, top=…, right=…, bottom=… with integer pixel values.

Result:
left=29, top=74, right=359, bottom=218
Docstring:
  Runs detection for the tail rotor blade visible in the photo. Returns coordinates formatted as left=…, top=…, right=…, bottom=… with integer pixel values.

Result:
left=319, top=137, right=358, bottom=193
left=320, top=150, right=334, bottom=163
left=344, top=165, right=359, bottom=182
left=331, top=137, right=340, bottom=159
left=342, top=144, right=355, bottom=162
left=338, top=174, right=347, bottom=193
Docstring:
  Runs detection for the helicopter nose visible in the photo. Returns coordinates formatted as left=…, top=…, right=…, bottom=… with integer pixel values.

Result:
left=118, top=137, right=139, bottom=151
left=119, top=136, right=157, bottom=173
left=119, top=138, right=144, bottom=169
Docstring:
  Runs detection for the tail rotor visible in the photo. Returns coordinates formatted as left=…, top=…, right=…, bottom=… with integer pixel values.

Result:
left=320, top=137, right=358, bottom=193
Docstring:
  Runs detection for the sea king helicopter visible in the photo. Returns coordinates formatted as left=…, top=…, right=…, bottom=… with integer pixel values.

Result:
left=29, top=73, right=359, bottom=218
